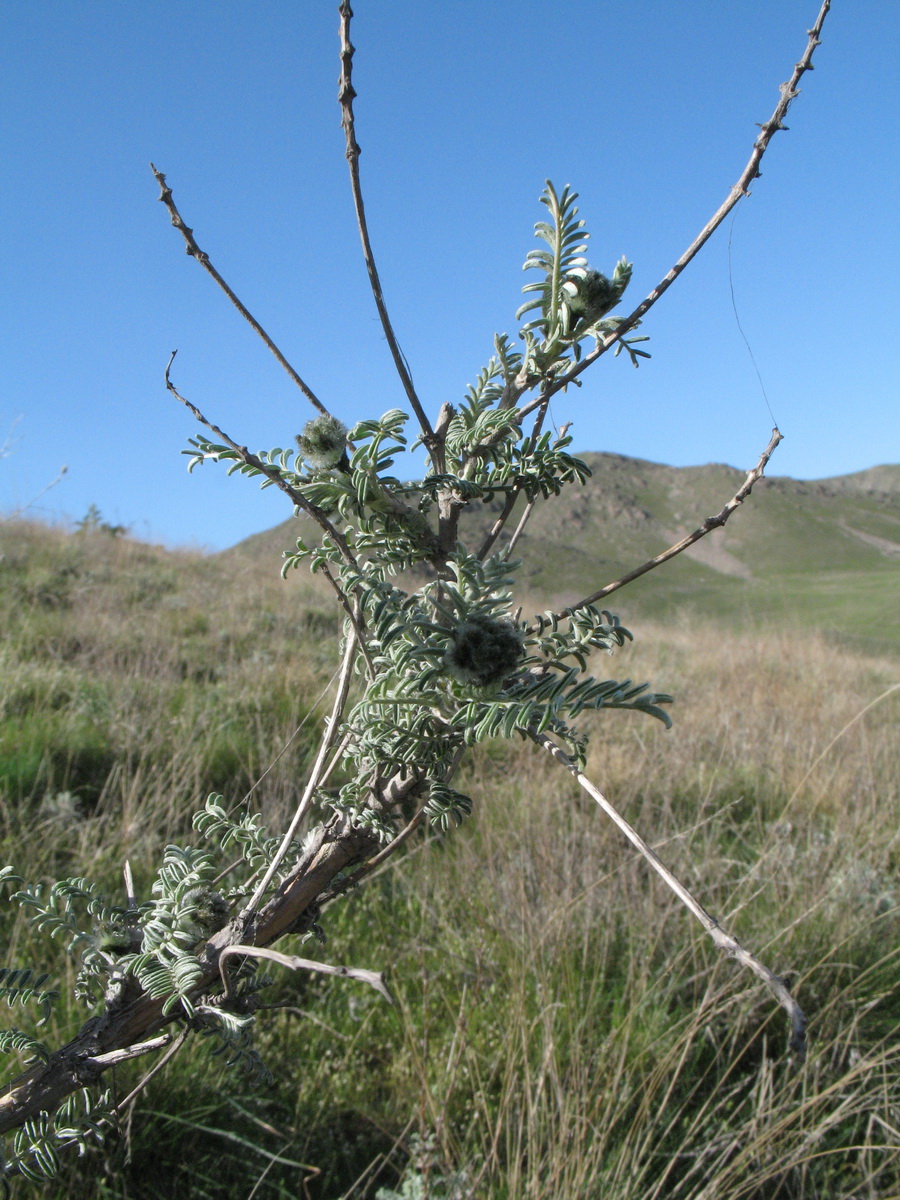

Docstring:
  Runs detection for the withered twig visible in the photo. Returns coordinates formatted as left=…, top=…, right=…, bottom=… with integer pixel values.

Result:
left=218, top=945, right=393, bottom=1006
left=536, top=733, right=806, bottom=1058
left=539, top=428, right=781, bottom=626
left=151, top=164, right=331, bottom=418
left=113, top=1030, right=189, bottom=1116
left=338, top=3, right=437, bottom=464
left=82, top=1035, right=173, bottom=1072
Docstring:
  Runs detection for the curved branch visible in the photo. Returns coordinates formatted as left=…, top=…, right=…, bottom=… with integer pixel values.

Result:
left=337, top=3, right=437, bottom=463
left=218, top=945, right=393, bottom=1006
left=540, top=427, right=782, bottom=625
left=535, top=732, right=807, bottom=1059
left=151, top=164, right=331, bottom=418
left=515, top=0, right=830, bottom=420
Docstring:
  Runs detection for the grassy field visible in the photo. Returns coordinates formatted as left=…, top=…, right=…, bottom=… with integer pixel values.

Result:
left=1, top=519, right=899, bottom=1197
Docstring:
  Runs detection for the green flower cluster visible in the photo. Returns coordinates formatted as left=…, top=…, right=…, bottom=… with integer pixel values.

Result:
left=565, top=259, right=633, bottom=329
left=295, top=415, right=349, bottom=469
left=445, top=614, right=525, bottom=689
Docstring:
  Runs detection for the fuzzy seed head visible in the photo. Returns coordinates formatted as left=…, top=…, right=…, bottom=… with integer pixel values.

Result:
left=182, top=887, right=231, bottom=938
left=567, top=269, right=620, bottom=324
left=296, top=415, right=349, bottom=469
left=95, top=921, right=140, bottom=955
left=446, top=614, right=524, bottom=689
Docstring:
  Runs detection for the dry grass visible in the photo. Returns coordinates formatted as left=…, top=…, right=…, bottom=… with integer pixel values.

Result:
left=2, top=521, right=899, bottom=1197
left=227, top=623, right=897, bottom=1198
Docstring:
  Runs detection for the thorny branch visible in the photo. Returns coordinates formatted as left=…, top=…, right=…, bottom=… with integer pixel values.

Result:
left=164, top=352, right=353, bottom=561
left=151, top=164, right=331, bottom=418
left=538, top=427, right=783, bottom=626
left=337, top=2, right=438, bottom=465
left=512, top=0, right=830, bottom=422
left=164, top=353, right=374, bottom=646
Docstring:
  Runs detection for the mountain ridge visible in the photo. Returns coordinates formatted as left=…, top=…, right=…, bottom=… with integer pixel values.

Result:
left=225, top=454, right=900, bottom=653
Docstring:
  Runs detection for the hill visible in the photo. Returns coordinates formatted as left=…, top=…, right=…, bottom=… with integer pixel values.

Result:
left=226, top=455, right=900, bottom=655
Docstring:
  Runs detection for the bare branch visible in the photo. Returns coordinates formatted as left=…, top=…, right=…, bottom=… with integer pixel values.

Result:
left=514, top=0, right=830, bottom=420
left=114, top=1031, right=189, bottom=1115
left=542, top=428, right=782, bottom=625
left=337, top=3, right=437, bottom=463
left=476, top=490, right=519, bottom=561
left=82, top=1035, right=173, bottom=1073
left=535, top=732, right=807, bottom=1059
left=218, top=945, right=393, bottom=1006
left=504, top=496, right=537, bottom=559
left=150, top=164, right=331, bottom=418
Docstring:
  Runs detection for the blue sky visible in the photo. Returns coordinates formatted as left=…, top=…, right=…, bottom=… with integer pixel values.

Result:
left=1, top=2, right=897, bottom=551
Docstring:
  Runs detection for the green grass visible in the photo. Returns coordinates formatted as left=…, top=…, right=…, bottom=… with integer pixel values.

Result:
left=1, top=519, right=899, bottom=1197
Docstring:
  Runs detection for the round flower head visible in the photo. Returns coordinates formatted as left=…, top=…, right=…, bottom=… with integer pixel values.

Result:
left=446, top=614, right=524, bottom=689
left=566, top=269, right=620, bottom=326
left=95, top=921, right=140, bottom=955
left=182, top=887, right=231, bottom=939
left=296, top=415, right=349, bottom=470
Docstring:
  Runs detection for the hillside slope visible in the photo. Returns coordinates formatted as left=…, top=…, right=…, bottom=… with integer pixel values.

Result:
left=226, top=456, right=900, bottom=653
